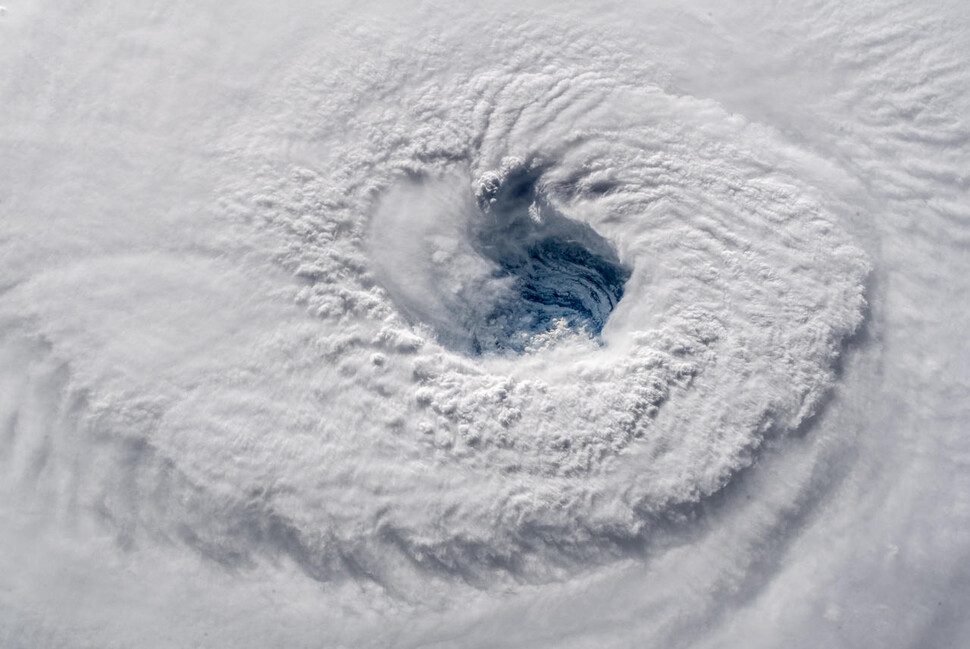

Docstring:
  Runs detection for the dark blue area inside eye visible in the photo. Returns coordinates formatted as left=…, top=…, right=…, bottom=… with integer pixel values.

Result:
left=468, top=165, right=630, bottom=354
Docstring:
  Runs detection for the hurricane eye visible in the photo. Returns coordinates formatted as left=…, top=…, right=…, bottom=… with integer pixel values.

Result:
left=368, top=164, right=631, bottom=356
left=469, top=166, right=630, bottom=354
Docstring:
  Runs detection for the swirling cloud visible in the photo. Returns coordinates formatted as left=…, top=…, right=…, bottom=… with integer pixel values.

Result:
left=0, top=1, right=967, bottom=648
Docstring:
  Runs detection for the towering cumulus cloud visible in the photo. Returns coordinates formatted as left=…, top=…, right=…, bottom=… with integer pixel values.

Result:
left=1, top=1, right=968, bottom=648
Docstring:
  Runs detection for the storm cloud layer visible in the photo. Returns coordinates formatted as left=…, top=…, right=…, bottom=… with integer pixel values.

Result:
left=1, top=1, right=969, bottom=648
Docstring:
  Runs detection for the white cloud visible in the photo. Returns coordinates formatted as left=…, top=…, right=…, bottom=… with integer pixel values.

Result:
left=1, top=1, right=968, bottom=647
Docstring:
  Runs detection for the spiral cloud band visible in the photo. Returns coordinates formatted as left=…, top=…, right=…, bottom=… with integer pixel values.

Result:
left=1, top=1, right=968, bottom=648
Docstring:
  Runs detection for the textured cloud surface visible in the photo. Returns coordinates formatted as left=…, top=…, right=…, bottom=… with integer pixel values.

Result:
left=1, top=1, right=969, bottom=647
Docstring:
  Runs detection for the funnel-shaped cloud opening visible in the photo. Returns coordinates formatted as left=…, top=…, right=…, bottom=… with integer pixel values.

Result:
left=370, top=161, right=631, bottom=354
